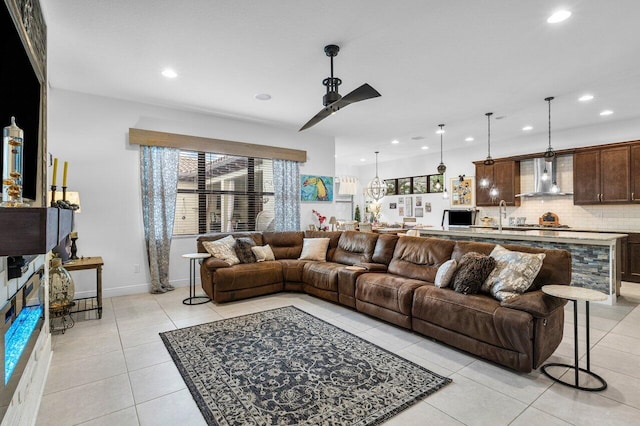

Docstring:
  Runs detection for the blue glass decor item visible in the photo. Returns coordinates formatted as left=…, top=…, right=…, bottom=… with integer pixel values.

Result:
left=5, top=306, right=42, bottom=384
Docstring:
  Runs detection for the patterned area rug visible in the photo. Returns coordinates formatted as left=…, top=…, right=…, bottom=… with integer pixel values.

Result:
left=160, top=306, right=451, bottom=425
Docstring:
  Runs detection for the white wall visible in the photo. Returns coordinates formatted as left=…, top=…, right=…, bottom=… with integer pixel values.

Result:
left=48, top=89, right=335, bottom=297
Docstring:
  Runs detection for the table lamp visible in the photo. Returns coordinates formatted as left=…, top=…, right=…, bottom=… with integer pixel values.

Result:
left=329, top=216, right=337, bottom=231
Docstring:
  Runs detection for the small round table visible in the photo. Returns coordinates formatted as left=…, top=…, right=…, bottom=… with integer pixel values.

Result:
left=541, top=285, right=607, bottom=391
left=182, top=253, right=211, bottom=305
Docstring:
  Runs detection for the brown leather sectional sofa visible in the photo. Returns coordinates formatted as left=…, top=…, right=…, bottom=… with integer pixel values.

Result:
left=197, top=230, right=571, bottom=373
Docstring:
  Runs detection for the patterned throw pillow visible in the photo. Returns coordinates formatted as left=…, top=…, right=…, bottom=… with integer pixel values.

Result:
left=202, top=235, right=240, bottom=266
left=299, top=238, right=331, bottom=261
left=482, top=245, right=546, bottom=301
left=251, top=244, right=276, bottom=262
left=452, top=252, right=496, bottom=295
left=235, top=237, right=256, bottom=264
left=434, top=259, right=458, bottom=288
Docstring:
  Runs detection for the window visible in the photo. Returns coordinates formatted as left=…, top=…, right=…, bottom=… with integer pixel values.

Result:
left=173, top=151, right=274, bottom=235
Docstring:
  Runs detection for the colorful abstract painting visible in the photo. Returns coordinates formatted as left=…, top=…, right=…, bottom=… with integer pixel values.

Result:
left=301, top=175, right=334, bottom=201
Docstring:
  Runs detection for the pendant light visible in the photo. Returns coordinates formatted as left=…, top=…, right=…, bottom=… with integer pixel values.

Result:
left=479, top=112, right=494, bottom=189
left=436, top=124, right=446, bottom=175
left=543, top=96, right=556, bottom=162
left=366, top=151, right=387, bottom=201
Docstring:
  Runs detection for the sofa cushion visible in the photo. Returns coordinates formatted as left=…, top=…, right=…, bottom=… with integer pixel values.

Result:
left=202, top=235, right=240, bottom=266
left=388, top=236, right=455, bottom=282
left=214, top=261, right=283, bottom=292
left=198, top=232, right=262, bottom=253
left=279, top=259, right=312, bottom=283
left=262, top=231, right=304, bottom=259
left=252, top=244, right=275, bottom=262
left=371, top=234, right=399, bottom=265
left=452, top=252, right=496, bottom=295
left=305, top=231, right=342, bottom=261
left=235, top=237, right=256, bottom=263
left=356, top=273, right=426, bottom=316
left=482, top=245, right=545, bottom=301
left=435, top=259, right=457, bottom=288
left=299, top=238, right=331, bottom=261
left=332, top=231, right=378, bottom=265
left=302, top=262, right=343, bottom=292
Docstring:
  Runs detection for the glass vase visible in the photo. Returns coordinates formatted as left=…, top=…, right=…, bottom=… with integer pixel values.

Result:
left=2, top=117, right=28, bottom=207
left=49, top=258, right=75, bottom=312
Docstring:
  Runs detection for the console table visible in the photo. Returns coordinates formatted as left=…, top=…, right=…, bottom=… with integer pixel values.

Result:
left=65, top=256, right=104, bottom=319
left=541, top=285, right=607, bottom=391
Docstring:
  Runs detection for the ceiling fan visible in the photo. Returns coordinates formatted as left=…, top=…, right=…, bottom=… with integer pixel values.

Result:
left=299, top=44, right=381, bottom=131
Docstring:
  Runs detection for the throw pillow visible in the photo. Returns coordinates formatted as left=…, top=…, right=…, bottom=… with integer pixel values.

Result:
left=452, top=252, right=496, bottom=295
left=235, top=237, right=256, bottom=264
left=251, top=244, right=276, bottom=262
left=202, top=235, right=240, bottom=266
left=434, top=259, right=458, bottom=288
left=299, top=238, right=331, bottom=261
left=483, top=245, right=546, bottom=301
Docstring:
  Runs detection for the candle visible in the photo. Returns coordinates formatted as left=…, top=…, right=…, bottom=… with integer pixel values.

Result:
left=62, top=161, right=68, bottom=187
left=52, top=158, right=58, bottom=186
left=70, top=231, right=78, bottom=239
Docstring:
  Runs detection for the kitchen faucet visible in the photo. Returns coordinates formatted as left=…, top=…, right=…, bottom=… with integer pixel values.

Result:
left=498, top=200, right=507, bottom=231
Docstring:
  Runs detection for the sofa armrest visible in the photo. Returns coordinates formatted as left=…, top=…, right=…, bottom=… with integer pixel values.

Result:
left=500, top=289, right=568, bottom=318
left=353, top=262, right=388, bottom=272
left=202, top=257, right=231, bottom=270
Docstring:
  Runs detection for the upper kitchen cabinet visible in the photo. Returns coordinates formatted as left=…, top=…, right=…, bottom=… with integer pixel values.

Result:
left=474, top=160, right=521, bottom=206
left=574, top=145, right=631, bottom=204
left=632, top=144, right=640, bottom=203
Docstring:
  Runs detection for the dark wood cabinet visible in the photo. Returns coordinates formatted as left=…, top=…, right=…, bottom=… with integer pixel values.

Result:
left=574, top=146, right=630, bottom=204
left=474, top=160, right=520, bottom=206
left=631, top=145, right=640, bottom=203
left=627, top=233, right=640, bottom=283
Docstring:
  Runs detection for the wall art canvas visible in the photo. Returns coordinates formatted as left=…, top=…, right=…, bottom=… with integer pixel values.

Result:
left=405, top=197, right=413, bottom=217
left=389, top=202, right=397, bottom=209
left=450, top=176, right=475, bottom=207
left=398, top=197, right=404, bottom=204
left=425, top=202, right=432, bottom=212
left=415, top=196, right=422, bottom=207
left=398, top=206, right=405, bottom=216
left=301, top=175, right=334, bottom=201
left=415, top=207, right=424, bottom=217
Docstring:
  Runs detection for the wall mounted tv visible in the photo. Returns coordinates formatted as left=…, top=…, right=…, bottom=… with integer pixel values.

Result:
left=0, top=1, right=42, bottom=203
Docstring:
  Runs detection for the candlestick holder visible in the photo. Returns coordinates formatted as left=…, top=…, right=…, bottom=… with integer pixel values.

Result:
left=50, top=185, right=57, bottom=207
left=70, top=235, right=78, bottom=260
left=62, top=186, right=67, bottom=201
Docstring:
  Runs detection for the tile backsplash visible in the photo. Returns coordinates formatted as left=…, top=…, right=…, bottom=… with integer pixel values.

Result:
left=480, top=156, right=640, bottom=231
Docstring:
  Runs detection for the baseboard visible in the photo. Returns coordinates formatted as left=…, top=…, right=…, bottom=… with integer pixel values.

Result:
left=74, top=278, right=189, bottom=299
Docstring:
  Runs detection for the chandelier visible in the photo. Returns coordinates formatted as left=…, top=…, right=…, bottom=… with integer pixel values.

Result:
left=366, top=151, right=387, bottom=201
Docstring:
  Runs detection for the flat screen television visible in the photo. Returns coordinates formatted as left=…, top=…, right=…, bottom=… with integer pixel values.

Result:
left=0, top=2, right=42, bottom=203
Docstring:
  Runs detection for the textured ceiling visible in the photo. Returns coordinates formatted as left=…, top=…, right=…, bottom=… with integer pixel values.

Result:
left=42, top=0, right=640, bottom=165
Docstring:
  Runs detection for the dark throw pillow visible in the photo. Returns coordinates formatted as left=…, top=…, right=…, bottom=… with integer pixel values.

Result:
left=235, top=237, right=257, bottom=264
left=452, top=252, right=496, bottom=295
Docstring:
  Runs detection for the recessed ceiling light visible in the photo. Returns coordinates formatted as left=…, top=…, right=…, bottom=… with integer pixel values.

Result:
left=522, top=126, right=533, bottom=131
left=255, top=93, right=271, bottom=101
left=465, top=137, right=474, bottom=142
left=161, top=68, right=178, bottom=79
left=411, top=136, right=425, bottom=140
left=547, top=10, right=572, bottom=24
left=391, top=139, right=399, bottom=144
left=495, top=116, right=506, bottom=120
left=435, top=129, right=445, bottom=134
left=579, top=94, right=594, bottom=102
left=360, top=158, right=366, bottom=162
left=421, top=146, right=429, bottom=150
left=600, top=110, right=614, bottom=116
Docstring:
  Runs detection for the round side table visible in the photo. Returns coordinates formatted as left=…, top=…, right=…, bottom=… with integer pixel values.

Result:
left=541, top=285, right=607, bottom=391
left=182, top=253, right=211, bottom=305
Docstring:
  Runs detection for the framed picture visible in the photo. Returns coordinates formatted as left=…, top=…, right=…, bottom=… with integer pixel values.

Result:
left=398, top=206, right=405, bottom=216
left=415, top=196, right=422, bottom=207
left=450, top=176, right=475, bottom=207
left=385, top=179, right=397, bottom=195
left=405, top=196, right=413, bottom=216
left=412, top=176, right=427, bottom=194
left=398, top=197, right=404, bottom=204
left=301, top=175, right=334, bottom=201
left=398, top=177, right=412, bottom=194
left=389, top=202, right=397, bottom=209
left=429, top=174, right=444, bottom=193
left=425, top=202, right=432, bottom=212
left=415, top=207, right=424, bottom=217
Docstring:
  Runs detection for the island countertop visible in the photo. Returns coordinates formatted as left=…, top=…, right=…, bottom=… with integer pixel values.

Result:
left=417, top=227, right=627, bottom=245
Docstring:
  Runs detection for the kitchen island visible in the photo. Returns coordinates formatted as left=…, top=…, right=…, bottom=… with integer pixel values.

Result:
left=418, top=227, right=627, bottom=304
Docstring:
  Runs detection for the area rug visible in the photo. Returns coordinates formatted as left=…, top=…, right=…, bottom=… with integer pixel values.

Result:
left=160, top=306, right=451, bottom=425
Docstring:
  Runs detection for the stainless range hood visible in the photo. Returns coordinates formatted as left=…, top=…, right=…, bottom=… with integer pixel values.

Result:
left=515, top=157, right=573, bottom=198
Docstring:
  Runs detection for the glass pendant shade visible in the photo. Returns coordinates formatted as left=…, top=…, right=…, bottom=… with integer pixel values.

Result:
left=367, top=151, right=387, bottom=201
left=49, top=258, right=75, bottom=311
left=442, top=187, right=449, bottom=199
left=489, top=186, right=499, bottom=199
left=479, top=176, right=490, bottom=188
left=544, top=97, right=556, bottom=162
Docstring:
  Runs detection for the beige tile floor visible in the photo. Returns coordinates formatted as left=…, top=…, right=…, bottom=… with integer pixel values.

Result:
left=36, top=282, right=640, bottom=426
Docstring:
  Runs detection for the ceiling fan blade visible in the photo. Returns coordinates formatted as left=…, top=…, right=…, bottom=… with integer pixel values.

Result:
left=299, top=107, right=333, bottom=131
left=339, top=83, right=381, bottom=105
